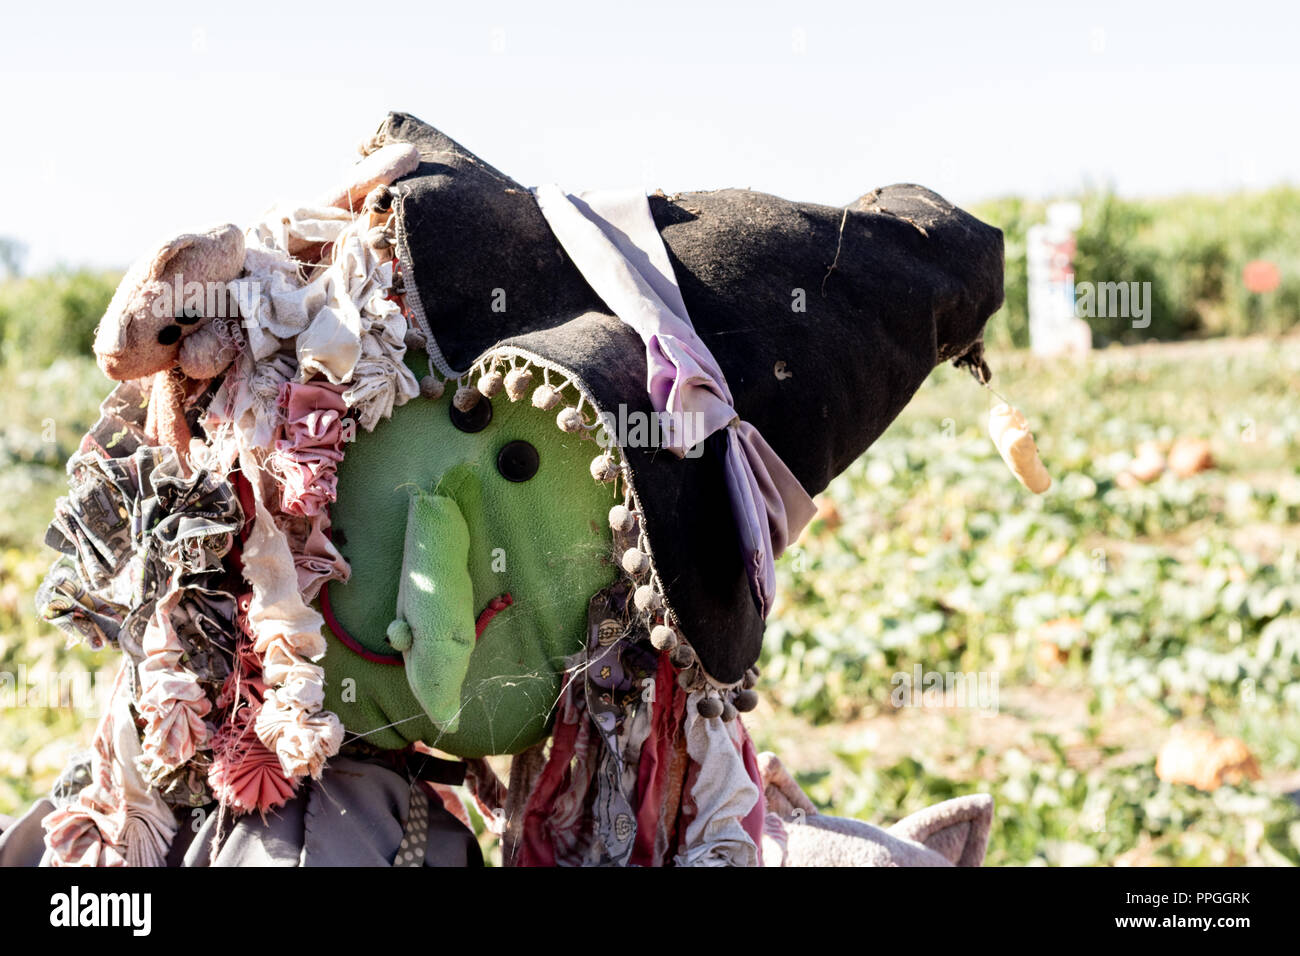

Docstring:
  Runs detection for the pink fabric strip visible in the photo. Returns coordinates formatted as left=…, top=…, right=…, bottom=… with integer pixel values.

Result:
left=532, top=185, right=816, bottom=617
left=272, top=380, right=347, bottom=518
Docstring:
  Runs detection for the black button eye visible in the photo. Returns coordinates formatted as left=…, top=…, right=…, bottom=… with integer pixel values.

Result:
left=450, top=396, right=493, bottom=433
left=157, top=324, right=182, bottom=346
left=176, top=307, right=203, bottom=326
left=497, top=440, right=539, bottom=482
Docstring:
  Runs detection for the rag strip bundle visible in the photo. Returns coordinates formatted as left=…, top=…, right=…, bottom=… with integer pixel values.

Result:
left=34, top=193, right=416, bottom=864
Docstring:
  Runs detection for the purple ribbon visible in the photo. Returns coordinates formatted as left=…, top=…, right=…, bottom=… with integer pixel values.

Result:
left=533, top=185, right=816, bottom=617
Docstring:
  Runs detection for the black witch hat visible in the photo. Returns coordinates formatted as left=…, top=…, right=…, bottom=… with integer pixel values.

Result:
left=381, top=111, right=1003, bottom=694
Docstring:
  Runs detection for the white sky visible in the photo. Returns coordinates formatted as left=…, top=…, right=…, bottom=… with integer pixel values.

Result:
left=1, top=0, right=1296, bottom=272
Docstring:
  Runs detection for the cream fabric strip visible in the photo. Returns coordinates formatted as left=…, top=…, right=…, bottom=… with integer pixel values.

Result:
left=531, top=185, right=816, bottom=616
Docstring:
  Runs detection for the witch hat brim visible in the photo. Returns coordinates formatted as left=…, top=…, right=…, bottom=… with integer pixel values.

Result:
left=382, top=112, right=1004, bottom=686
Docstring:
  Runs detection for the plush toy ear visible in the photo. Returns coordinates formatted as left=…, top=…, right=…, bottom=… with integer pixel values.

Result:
left=146, top=225, right=244, bottom=284
left=147, top=232, right=200, bottom=281
left=758, top=751, right=818, bottom=819
left=887, top=793, right=994, bottom=867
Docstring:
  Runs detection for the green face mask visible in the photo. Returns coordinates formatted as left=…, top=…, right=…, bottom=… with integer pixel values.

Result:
left=319, top=362, right=618, bottom=758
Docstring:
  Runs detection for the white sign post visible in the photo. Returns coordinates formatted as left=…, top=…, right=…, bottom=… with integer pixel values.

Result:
left=1027, top=201, right=1090, bottom=356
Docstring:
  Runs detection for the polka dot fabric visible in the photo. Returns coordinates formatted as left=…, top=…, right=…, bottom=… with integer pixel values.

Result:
left=394, top=787, right=431, bottom=866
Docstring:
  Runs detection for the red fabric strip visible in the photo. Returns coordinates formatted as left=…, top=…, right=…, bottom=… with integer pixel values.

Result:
left=631, top=651, right=682, bottom=866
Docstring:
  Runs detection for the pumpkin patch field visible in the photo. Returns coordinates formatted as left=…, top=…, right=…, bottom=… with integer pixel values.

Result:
left=754, top=337, right=1300, bottom=866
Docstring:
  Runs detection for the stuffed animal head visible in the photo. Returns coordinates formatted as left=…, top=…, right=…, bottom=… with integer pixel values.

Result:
left=760, top=751, right=993, bottom=866
left=94, top=223, right=245, bottom=381
left=320, top=355, right=619, bottom=758
left=770, top=794, right=996, bottom=867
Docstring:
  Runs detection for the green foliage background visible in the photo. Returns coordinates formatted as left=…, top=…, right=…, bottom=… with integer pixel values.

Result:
left=971, top=186, right=1300, bottom=347
left=0, top=270, right=119, bottom=369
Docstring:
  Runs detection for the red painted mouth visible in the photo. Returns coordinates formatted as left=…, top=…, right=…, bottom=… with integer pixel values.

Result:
left=321, top=585, right=514, bottom=663
left=475, top=593, right=513, bottom=640
left=321, top=580, right=403, bottom=665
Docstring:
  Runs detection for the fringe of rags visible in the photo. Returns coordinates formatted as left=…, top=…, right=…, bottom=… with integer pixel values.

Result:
left=494, top=646, right=765, bottom=868
left=36, top=198, right=417, bottom=865
left=40, top=668, right=177, bottom=867
left=208, top=597, right=297, bottom=817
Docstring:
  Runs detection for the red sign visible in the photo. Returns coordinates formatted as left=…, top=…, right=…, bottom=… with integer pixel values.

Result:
left=1243, top=259, right=1281, bottom=294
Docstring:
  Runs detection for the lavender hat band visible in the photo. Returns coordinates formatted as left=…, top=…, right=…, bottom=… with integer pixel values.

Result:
left=532, top=184, right=817, bottom=617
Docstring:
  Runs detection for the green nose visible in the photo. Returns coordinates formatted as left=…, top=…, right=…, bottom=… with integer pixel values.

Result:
left=385, top=483, right=477, bottom=733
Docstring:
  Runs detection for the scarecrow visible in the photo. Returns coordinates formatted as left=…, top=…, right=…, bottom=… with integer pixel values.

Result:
left=0, top=112, right=1008, bottom=867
